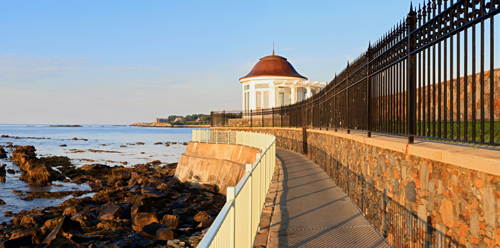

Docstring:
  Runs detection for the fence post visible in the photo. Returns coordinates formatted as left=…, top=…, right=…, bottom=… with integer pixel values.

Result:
left=280, top=106, right=283, bottom=128
left=346, top=61, right=350, bottom=134
left=223, top=110, right=226, bottom=127
left=272, top=107, right=275, bottom=127
left=407, top=4, right=417, bottom=144
left=250, top=110, right=253, bottom=128
left=367, top=43, right=372, bottom=138
left=294, top=107, right=299, bottom=127
left=262, top=109, right=264, bottom=128
left=227, top=186, right=236, bottom=248
left=210, top=111, right=213, bottom=127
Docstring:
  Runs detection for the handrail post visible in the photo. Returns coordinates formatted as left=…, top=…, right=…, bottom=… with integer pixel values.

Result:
left=246, top=163, right=253, bottom=247
left=227, top=187, right=236, bottom=248
left=256, top=153, right=261, bottom=208
left=407, top=6, right=417, bottom=144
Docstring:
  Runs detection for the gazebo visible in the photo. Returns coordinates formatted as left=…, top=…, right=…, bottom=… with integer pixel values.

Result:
left=240, top=51, right=326, bottom=113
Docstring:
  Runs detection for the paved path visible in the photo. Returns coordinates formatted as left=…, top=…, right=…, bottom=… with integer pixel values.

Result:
left=267, top=148, right=391, bottom=248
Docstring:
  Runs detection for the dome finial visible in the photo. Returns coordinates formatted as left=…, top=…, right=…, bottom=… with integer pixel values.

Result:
left=272, top=42, right=275, bottom=56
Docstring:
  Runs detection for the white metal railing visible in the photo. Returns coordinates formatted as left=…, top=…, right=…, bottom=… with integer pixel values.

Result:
left=193, top=129, right=276, bottom=248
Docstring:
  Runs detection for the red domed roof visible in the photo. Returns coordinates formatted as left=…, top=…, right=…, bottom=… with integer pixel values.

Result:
left=240, top=54, right=307, bottom=81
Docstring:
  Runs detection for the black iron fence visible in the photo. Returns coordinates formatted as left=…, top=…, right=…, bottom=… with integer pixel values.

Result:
left=213, top=0, right=500, bottom=145
left=276, top=136, right=461, bottom=247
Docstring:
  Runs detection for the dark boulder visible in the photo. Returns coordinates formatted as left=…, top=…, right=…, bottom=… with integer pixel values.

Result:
left=0, top=146, right=7, bottom=159
left=131, top=212, right=158, bottom=232
left=2, top=235, right=33, bottom=248
left=202, top=184, right=218, bottom=193
left=161, top=214, right=180, bottom=229
left=104, top=240, right=131, bottom=248
left=46, top=236, right=84, bottom=248
left=156, top=227, right=174, bottom=241
left=9, top=226, right=43, bottom=244
left=42, top=216, right=82, bottom=244
left=142, top=222, right=168, bottom=236
left=98, top=203, right=132, bottom=220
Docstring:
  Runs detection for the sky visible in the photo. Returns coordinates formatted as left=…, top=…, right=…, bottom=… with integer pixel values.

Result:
left=1, top=0, right=413, bottom=124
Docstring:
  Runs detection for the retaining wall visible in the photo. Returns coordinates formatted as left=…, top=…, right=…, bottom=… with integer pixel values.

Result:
left=175, top=142, right=260, bottom=195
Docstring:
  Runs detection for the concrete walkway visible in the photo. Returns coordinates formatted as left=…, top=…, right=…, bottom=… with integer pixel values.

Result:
left=267, top=148, right=391, bottom=248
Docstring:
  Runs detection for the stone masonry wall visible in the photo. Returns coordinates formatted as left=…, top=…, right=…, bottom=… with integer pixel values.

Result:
left=214, top=127, right=500, bottom=247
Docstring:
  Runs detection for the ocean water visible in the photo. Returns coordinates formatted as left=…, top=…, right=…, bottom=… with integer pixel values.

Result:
left=0, top=124, right=202, bottom=223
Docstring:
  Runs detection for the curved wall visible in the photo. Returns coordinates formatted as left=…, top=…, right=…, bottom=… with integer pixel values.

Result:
left=175, top=142, right=260, bottom=195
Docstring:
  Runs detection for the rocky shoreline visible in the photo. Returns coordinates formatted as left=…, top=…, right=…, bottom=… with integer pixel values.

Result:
left=0, top=144, right=222, bottom=248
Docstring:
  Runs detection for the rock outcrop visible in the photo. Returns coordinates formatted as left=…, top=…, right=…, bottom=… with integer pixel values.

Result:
left=11, top=146, right=66, bottom=186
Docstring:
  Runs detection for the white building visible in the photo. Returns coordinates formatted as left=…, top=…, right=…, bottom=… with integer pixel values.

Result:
left=240, top=51, right=326, bottom=112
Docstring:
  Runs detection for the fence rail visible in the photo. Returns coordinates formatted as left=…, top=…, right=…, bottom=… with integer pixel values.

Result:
left=212, top=0, right=500, bottom=146
left=194, top=130, right=276, bottom=248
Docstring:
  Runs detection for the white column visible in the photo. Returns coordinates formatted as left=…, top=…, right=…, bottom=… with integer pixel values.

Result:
left=242, top=85, right=246, bottom=113
left=250, top=83, right=256, bottom=111
left=291, top=87, right=296, bottom=104
left=306, top=87, right=312, bottom=99
left=270, top=82, right=276, bottom=108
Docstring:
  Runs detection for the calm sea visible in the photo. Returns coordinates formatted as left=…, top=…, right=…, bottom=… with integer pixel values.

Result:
left=0, top=124, right=202, bottom=223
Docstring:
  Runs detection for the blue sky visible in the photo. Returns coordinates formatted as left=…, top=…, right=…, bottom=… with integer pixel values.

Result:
left=1, top=0, right=412, bottom=124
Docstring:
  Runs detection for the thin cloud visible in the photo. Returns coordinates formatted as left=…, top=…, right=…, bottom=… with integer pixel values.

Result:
left=162, top=73, right=221, bottom=83
left=283, top=48, right=294, bottom=51
left=0, top=56, right=89, bottom=69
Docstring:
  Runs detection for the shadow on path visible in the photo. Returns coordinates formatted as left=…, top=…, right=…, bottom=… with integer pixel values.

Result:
left=270, top=148, right=390, bottom=248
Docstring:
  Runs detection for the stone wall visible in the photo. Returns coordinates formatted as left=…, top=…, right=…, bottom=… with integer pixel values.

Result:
left=227, top=116, right=289, bottom=127
left=175, top=142, right=260, bottom=195
left=372, top=68, right=500, bottom=123
left=214, top=127, right=500, bottom=247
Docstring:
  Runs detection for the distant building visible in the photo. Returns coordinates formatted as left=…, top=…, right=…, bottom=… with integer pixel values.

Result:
left=174, top=117, right=183, bottom=123
left=154, top=118, right=168, bottom=123
left=240, top=50, right=326, bottom=113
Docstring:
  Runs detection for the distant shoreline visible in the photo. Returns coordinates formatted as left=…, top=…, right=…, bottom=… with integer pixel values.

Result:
left=130, top=123, right=210, bottom=128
